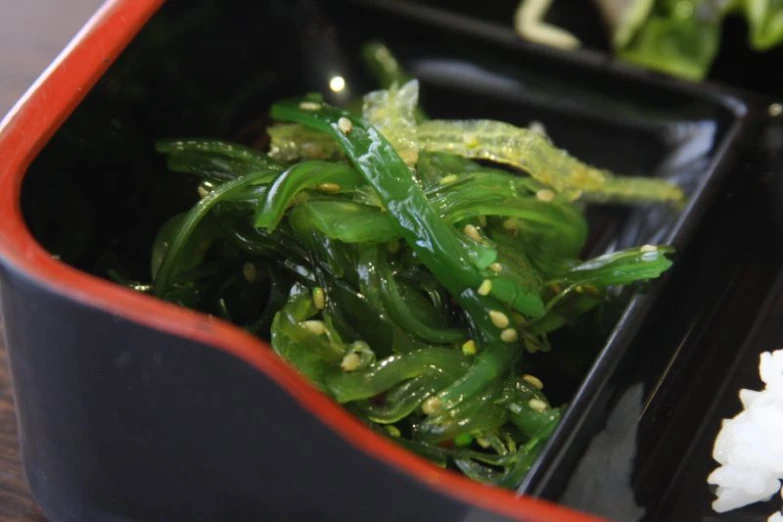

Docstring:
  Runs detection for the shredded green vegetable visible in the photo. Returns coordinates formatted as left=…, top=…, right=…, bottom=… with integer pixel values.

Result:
left=132, top=43, right=679, bottom=489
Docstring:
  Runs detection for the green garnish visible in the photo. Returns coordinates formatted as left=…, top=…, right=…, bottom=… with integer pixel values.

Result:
left=515, top=0, right=783, bottom=81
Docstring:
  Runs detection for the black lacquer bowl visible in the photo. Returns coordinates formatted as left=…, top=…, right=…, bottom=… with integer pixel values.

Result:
left=0, top=1, right=775, bottom=521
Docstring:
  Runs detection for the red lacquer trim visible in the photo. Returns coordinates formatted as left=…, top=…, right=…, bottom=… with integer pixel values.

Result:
left=0, top=2, right=606, bottom=521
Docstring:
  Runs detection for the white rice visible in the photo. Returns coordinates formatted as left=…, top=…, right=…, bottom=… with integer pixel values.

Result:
left=708, top=349, right=783, bottom=521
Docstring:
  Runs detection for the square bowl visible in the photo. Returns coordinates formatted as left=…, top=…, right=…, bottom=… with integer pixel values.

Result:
left=0, top=1, right=764, bottom=521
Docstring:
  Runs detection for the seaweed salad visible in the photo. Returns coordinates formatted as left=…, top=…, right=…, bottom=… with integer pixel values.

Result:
left=136, top=43, right=683, bottom=489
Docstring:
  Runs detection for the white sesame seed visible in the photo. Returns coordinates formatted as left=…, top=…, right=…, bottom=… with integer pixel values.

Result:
left=316, top=182, right=342, bottom=193
left=640, top=244, right=658, bottom=253
left=337, top=117, right=353, bottom=135
left=528, top=398, right=548, bottom=413
left=489, top=262, right=503, bottom=273
left=312, top=287, right=325, bottom=310
left=770, top=103, right=783, bottom=117
left=351, top=340, right=371, bottom=350
left=463, top=224, right=482, bottom=242
left=242, top=262, right=257, bottom=283
left=422, top=396, right=442, bottom=415
left=340, top=352, right=362, bottom=372
left=197, top=185, right=209, bottom=199
left=536, top=189, right=555, bottom=202
left=523, top=374, right=544, bottom=390
left=478, top=279, right=493, bottom=296
left=299, top=101, right=322, bottom=111
left=461, top=340, right=477, bottom=356
left=489, top=310, right=510, bottom=329
left=528, top=120, right=547, bottom=136
left=440, top=174, right=458, bottom=185
left=500, top=328, right=518, bottom=343
left=303, top=320, right=326, bottom=336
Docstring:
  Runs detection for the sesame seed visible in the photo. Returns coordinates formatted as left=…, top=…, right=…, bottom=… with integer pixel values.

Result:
left=440, top=174, right=458, bottom=185
left=312, top=287, right=325, bottom=310
left=303, top=320, right=326, bottom=336
left=299, top=101, right=322, bottom=111
left=528, top=398, right=548, bottom=413
left=463, top=224, right=482, bottom=241
left=528, top=121, right=547, bottom=136
left=536, top=189, right=555, bottom=202
left=500, top=328, right=518, bottom=343
left=340, top=352, right=362, bottom=372
left=478, top=279, right=493, bottom=296
left=242, top=262, right=257, bottom=283
left=489, top=262, right=503, bottom=273
left=489, top=310, right=510, bottom=329
left=476, top=437, right=491, bottom=448
left=197, top=185, right=210, bottom=199
left=422, top=396, right=442, bottom=415
left=640, top=244, right=658, bottom=253
left=337, top=117, right=353, bottom=134
left=351, top=340, right=371, bottom=352
left=316, top=182, right=342, bottom=193
left=770, top=103, right=783, bottom=117
left=523, top=374, right=544, bottom=390
left=461, top=340, right=477, bottom=356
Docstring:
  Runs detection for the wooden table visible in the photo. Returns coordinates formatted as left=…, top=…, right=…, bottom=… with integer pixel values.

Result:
left=0, top=1, right=103, bottom=519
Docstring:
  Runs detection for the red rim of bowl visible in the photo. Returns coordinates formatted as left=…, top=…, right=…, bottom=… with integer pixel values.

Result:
left=0, top=2, right=606, bottom=521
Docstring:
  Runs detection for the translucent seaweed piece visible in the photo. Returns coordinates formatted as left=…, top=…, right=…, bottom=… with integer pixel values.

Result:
left=362, top=79, right=420, bottom=165
left=416, top=119, right=685, bottom=205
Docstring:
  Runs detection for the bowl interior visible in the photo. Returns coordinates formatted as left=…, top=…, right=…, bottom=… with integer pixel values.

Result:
left=19, top=0, right=742, bottom=488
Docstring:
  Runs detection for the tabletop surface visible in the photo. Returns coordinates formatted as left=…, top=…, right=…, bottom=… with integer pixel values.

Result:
left=0, top=1, right=103, bottom=520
